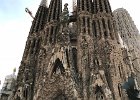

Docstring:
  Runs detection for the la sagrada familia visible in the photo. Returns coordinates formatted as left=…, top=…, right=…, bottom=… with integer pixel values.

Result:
left=10, top=0, right=140, bottom=100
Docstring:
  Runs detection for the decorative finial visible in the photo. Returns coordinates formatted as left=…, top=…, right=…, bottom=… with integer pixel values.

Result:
left=40, top=0, right=48, bottom=7
left=60, top=3, right=69, bottom=25
left=73, top=0, right=77, bottom=11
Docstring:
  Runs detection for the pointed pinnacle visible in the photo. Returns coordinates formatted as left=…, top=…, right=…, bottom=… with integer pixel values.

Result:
left=40, top=0, right=48, bottom=7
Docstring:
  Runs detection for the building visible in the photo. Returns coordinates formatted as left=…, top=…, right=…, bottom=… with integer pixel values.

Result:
left=113, top=8, right=140, bottom=88
left=0, top=71, right=16, bottom=100
left=12, top=0, right=140, bottom=100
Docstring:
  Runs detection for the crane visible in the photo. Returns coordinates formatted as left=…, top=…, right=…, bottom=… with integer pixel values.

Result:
left=25, top=8, right=34, bottom=19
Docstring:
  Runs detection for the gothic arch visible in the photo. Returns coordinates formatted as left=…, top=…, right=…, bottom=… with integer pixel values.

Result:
left=53, top=58, right=65, bottom=74
left=49, top=58, right=65, bottom=77
left=47, top=47, right=70, bottom=77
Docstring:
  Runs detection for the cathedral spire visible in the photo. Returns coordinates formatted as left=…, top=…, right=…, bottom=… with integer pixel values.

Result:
left=13, top=0, right=137, bottom=99
left=29, top=0, right=49, bottom=34
left=92, top=0, right=115, bottom=39
left=40, top=0, right=48, bottom=7
left=47, top=0, right=62, bottom=22
left=77, top=0, right=92, bottom=12
left=44, top=0, right=62, bottom=44
left=93, top=0, right=112, bottom=14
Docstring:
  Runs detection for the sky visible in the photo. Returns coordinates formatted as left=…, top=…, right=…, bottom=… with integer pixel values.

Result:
left=0, top=0, right=140, bottom=89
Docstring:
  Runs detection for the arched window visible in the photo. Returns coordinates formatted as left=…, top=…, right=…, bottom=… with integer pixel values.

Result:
left=52, top=58, right=65, bottom=75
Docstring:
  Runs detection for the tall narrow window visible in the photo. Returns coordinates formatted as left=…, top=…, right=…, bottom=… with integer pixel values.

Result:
left=87, top=18, right=90, bottom=27
left=66, top=49, right=70, bottom=67
left=118, top=66, right=122, bottom=78
left=49, top=26, right=54, bottom=43
left=97, top=20, right=101, bottom=31
left=83, top=17, right=86, bottom=27
left=118, top=83, right=122, bottom=97
left=53, top=26, right=57, bottom=43
left=102, top=18, right=106, bottom=29
left=108, top=19, right=111, bottom=31
left=30, top=39, right=36, bottom=54
left=72, top=48, right=78, bottom=73
left=45, top=29, right=49, bottom=45
left=23, top=87, right=28, bottom=99
left=93, top=20, right=97, bottom=37
left=87, top=18, right=90, bottom=34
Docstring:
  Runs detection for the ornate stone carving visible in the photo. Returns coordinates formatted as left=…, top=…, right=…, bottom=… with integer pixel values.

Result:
left=13, top=0, right=138, bottom=100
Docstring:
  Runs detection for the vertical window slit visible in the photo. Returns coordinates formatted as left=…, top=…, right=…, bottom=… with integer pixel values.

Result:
left=102, top=18, right=106, bottom=29
left=72, top=48, right=78, bottom=73
left=49, top=26, right=53, bottom=43
left=66, top=49, right=70, bottom=67
left=93, top=20, right=97, bottom=37
left=45, top=29, right=49, bottom=45
left=30, top=39, right=36, bottom=54
left=87, top=18, right=90, bottom=27
left=83, top=17, right=86, bottom=26
left=118, top=84, right=122, bottom=97
left=97, top=20, right=100, bottom=30
left=108, top=19, right=111, bottom=31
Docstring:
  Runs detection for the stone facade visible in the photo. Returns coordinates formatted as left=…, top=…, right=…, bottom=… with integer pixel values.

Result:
left=113, top=8, right=140, bottom=88
left=12, top=0, right=139, bottom=100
